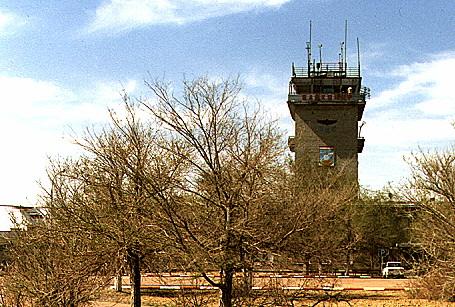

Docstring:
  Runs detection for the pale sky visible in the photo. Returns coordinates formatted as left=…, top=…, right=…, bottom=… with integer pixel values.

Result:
left=1, top=0, right=455, bottom=230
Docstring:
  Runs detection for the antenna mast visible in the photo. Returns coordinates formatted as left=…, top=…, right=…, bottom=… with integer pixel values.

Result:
left=309, top=20, right=312, bottom=54
left=340, top=42, right=344, bottom=67
left=318, top=44, right=323, bottom=67
left=344, top=20, right=348, bottom=71
left=306, top=20, right=312, bottom=76
left=357, top=37, right=361, bottom=76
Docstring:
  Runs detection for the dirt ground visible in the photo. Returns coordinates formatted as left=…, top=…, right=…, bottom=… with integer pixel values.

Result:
left=93, top=293, right=455, bottom=307
left=118, top=274, right=411, bottom=289
left=93, top=279, right=455, bottom=307
left=91, top=276, right=455, bottom=306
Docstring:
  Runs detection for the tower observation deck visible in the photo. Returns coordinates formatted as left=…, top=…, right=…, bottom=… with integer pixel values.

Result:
left=287, top=30, right=369, bottom=183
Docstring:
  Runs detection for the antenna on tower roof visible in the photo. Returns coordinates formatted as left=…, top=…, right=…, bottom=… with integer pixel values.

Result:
left=318, top=44, right=323, bottom=67
left=357, top=37, right=361, bottom=76
left=306, top=20, right=312, bottom=76
left=309, top=20, right=312, bottom=50
left=340, top=42, right=344, bottom=67
left=344, top=20, right=348, bottom=71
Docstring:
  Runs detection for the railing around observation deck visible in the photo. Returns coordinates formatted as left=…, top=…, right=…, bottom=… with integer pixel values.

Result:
left=292, top=62, right=360, bottom=78
left=288, top=93, right=366, bottom=103
left=288, top=86, right=370, bottom=101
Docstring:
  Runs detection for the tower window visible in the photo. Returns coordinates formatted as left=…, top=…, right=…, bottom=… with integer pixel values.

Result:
left=319, top=146, right=335, bottom=167
left=317, top=119, right=337, bottom=125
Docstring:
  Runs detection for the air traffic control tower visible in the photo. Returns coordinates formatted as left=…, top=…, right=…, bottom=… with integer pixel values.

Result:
left=287, top=28, right=369, bottom=182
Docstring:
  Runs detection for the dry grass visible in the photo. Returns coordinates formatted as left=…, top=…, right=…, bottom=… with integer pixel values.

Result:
left=92, top=289, right=455, bottom=307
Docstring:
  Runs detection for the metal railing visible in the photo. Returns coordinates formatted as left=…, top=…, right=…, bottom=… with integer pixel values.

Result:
left=292, top=63, right=360, bottom=78
left=288, top=93, right=366, bottom=103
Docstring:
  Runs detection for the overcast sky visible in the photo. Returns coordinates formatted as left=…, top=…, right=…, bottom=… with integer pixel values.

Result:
left=1, top=0, right=455, bottom=230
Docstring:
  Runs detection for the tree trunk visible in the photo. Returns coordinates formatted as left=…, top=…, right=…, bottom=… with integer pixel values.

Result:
left=344, top=249, right=352, bottom=276
left=369, top=251, right=375, bottom=270
left=114, top=274, right=123, bottom=292
left=303, top=256, right=311, bottom=275
left=243, top=268, right=253, bottom=294
left=220, top=267, right=234, bottom=307
left=128, top=249, right=141, bottom=307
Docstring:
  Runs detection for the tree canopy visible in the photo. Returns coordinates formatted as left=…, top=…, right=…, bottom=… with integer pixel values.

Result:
left=2, top=77, right=361, bottom=307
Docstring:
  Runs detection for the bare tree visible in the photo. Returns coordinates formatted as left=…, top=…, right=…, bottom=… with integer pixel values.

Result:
left=2, top=220, right=110, bottom=307
left=401, top=148, right=455, bottom=300
left=143, top=77, right=358, bottom=306
left=269, top=158, right=358, bottom=275
left=1, top=78, right=360, bottom=307
left=143, top=77, right=289, bottom=307
left=39, top=99, right=184, bottom=307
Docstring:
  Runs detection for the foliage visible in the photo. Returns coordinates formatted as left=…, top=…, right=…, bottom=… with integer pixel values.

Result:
left=143, top=77, right=358, bottom=306
left=43, top=99, right=185, bottom=307
left=1, top=76, right=364, bottom=307
left=2, top=99, right=184, bottom=307
left=271, top=158, right=358, bottom=273
left=143, top=77, right=291, bottom=307
left=2, top=221, right=109, bottom=307
left=402, top=149, right=455, bottom=301
left=353, top=188, right=413, bottom=270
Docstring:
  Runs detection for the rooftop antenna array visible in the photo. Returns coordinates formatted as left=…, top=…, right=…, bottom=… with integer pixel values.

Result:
left=301, top=20, right=359, bottom=77
left=306, top=20, right=312, bottom=76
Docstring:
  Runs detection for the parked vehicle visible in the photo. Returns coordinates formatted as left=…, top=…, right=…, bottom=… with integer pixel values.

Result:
left=382, top=261, right=405, bottom=278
